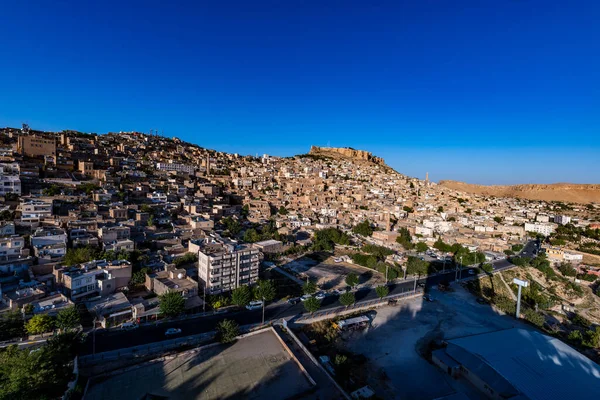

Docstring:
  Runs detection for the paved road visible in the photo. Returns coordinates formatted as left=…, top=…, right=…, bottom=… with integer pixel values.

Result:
left=82, top=242, right=534, bottom=355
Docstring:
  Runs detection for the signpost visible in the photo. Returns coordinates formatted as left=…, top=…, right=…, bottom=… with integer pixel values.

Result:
left=513, top=278, right=529, bottom=319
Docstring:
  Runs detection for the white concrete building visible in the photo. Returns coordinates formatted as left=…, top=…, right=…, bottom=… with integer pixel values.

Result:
left=156, top=161, right=195, bottom=175
left=554, top=215, right=571, bottom=225
left=0, top=175, right=21, bottom=195
left=190, top=237, right=260, bottom=295
left=524, top=222, right=557, bottom=236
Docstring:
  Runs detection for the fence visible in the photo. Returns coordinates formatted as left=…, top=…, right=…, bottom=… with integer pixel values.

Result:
left=293, top=287, right=423, bottom=323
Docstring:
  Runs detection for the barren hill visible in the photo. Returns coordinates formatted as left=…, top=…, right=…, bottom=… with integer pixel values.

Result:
left=438, top=180, right=600, bottom=204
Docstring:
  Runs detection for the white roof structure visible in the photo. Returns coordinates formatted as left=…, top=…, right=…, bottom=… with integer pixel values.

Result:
left=446, top=328, right=600, bottom=400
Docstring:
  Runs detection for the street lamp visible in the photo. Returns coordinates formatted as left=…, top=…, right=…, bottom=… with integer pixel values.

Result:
left=261, top=297, right=266, bottom=325
left=92, top=317, right=97, bottom=355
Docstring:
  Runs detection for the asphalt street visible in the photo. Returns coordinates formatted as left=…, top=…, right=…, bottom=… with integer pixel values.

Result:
left=82, top=241, right=537, bottom=355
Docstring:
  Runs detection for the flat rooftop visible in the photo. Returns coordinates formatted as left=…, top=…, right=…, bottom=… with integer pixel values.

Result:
left=84, top=329, right=315, bottom=400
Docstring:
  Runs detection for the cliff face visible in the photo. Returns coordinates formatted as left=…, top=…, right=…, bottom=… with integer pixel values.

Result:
left=439, top=180, right=600, bottom=204
left=309, top=146, right=385, bottom=165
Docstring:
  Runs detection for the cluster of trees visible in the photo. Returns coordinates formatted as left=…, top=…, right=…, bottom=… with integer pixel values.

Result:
left=433, top=239, right=486, bottom=265
left=405, top=256, right=430, bottom=276
left=312, top=228, right=350, bottom=251
left=0, top=331, right=81, bottom=400
left=229, top=280, right=277, bottom=307
left=173, top=252, right=198, bottom=267
left=395, top=227, right=413, bottom=249
left=352, top=220, right=373, bottom=237
left=63, top=245, right=138, bottom=267
left=242, top=220, right=282, bottom=243
left=159, top=291, right=186, bottom=318
left=221, top=216, right=242, bottom=235
left=558, top=262, right=577, bottom=277
left=350, top=253, right=399, bottom=281
left=567, top=314, right=600, bottom=348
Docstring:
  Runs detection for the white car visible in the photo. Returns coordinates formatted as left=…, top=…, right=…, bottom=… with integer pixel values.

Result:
left=469, top=269, right=475, bottom=275
left=165, top=328, right=182, bottom=336
left=315, top=292, right=326, bottom=300
left=246, top=300, right=263, bottom=310
left=300, top=294, right=313, bottom=302
left=334, top=258, right=342, bottom=263
left=121, top=322, right=139, bottom=331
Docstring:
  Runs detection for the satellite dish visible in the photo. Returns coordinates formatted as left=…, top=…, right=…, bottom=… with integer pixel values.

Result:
left=177, top=273, right=183, bottom=279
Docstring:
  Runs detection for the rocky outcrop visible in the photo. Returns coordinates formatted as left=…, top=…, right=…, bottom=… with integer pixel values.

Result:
left=438, top=180, right=600, bottom=204
left=309, top=146, right=385, bottom=165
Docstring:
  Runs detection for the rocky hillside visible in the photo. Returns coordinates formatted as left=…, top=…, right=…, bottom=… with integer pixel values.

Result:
left=309, top=146, right=385, bottom=165
left=438, top=180, right=600, bottom=204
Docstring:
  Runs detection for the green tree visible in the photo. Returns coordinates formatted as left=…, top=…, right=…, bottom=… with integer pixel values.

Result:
left=241, top=204, right=250, bottom=218
left=130, top=267, right=150, bottom=286
left=0, top=311, right=25, bottom=341
left=254, top=280, right=277, bottom=302
left=494, top=216, right=503, bottom=223
left=395, top=227, right=413, bottom=249
left=339, top=292, right=355, bottom=307
left=352, top=220, right=373, bottom=237
left=26, top=314, right=55, bottom=336
left=403, top=206, right=414, bottom=213
left=243, top=228, right=260, bottom=243
left=481, top=263, right=493, bottom=274
left=0, top=331, right=80, bottom=400
left=56, top=306, right=80, bottom=331
left=278, top=206, right=288, bottom=215
left=303, top=281, right=318, bottom=295
left=231, top=285, right=252, bottom=307
left=147, top=215, right=154, bottom=227
left=216, top=319, right=239, bottom=344
left=345, top=273, right=359, bottom=288
left=406, top=256, right=429, bottom=276
left=376, top=285, right=389, bottom=299
left=23, top=304, right=34, bottom=315
left=437, top=206, right=444, bottom=213
left=303, top=297, right=321, bottom=314
left=415, top=242, right=429, bottom=253
left=433, top=238, right=450, bottom=252
left=582, top=327, right=600, bottom=348
left=159, top=291, right=185, bottom=317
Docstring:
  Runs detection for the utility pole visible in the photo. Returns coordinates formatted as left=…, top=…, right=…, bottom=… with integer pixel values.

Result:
left=203, top=285, right=206, bottom=313
left=92, top=318, right=97, bottom=355
left=385, top=264, right=389, bottom=284
left=262, top=297, right=265, bottom=325
left=459, top=256, right=463, bottom=280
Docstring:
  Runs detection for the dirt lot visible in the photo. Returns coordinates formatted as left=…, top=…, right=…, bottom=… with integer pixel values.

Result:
left=282, top=253, right=386, bottom=290
left=338, top=285, right=532, bottom=400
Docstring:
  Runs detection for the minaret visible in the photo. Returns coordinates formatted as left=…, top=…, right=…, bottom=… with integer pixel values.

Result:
left=425, top=172, right=429, bottom=182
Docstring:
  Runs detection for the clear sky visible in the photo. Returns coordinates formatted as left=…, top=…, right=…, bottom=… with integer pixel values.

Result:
left=1, top=1, right=598, bottom=184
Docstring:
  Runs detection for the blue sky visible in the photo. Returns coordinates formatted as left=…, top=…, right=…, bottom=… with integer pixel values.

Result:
left=0, top=1, right=598, bottom=184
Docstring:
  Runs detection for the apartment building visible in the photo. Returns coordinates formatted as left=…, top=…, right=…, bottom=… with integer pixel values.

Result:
left=31, top=227, right=67, bottom=247
left=190, top=237, right=260, bottom=294
left=54, top=259, right=132, bottom=301
left=554, top=215, right=572, bottom=225
left=0, top=175, right=21, bottom=195
left=18, top=199, right=53, bottom=226
left=17, top=135, right=57, bottom=157
left=156, top=161, right=195, bottom=175
left=0, top=235, right=26, bottom=259
left=98, top=225, right=130, bottom=243
left=524, top=222, right=556, bottom=236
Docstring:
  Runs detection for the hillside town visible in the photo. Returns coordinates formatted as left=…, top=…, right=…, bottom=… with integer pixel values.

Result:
left=1, top=126, right=600, bottom=400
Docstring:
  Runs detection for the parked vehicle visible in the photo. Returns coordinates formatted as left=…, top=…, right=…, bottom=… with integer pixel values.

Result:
left=287, top=297, right=300, bottom=305
left=469, top=269, right=475, bottom=275
left=423, top=294, right=434, bottom=302
left=246, top=300, right=263, bottom=310
left=300, top=294, right=312, bottom=302
left=476, top=297, right=488, bottom=305
left=165, top=328, right=182, bottom=336
left=121, top=322, right=139, bottom=331
left=315, top=292, right=326, bottom=300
